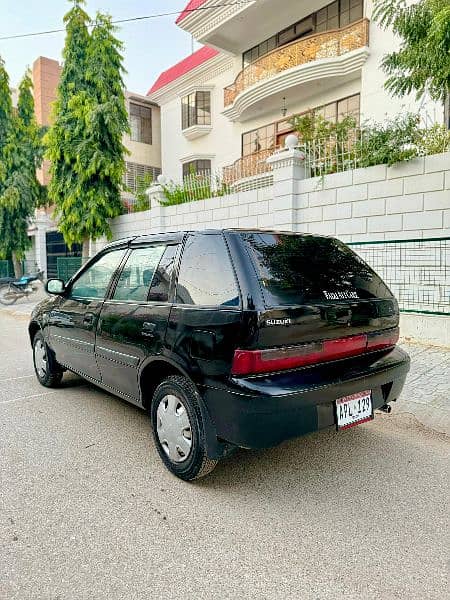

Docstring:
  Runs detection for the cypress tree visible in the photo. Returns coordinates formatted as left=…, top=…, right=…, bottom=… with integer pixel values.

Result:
left=0, top=69, right=44, bottom=277
left=0, top=56, right=12, bottom=201
left=46, top=1, right=129, bottom=257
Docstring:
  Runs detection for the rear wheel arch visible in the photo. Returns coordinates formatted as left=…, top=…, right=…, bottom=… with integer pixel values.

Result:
left=28, top=321, right=41, bottom=345
left=139, top=358, right=225, bottom=460
left=139, top=358, right=189, bottom=411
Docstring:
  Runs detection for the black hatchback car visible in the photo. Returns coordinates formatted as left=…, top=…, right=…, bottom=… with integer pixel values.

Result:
left=30, top=229, right=410, bottom=480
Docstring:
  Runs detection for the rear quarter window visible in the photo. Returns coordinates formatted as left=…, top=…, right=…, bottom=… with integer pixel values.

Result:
left=176, top=234, right=240, bottom=307
left=240, top=232, right=392, bottom=306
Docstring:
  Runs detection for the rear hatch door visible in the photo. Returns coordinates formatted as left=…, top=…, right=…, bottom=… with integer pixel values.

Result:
left=237, top=232, right=398, bottom=351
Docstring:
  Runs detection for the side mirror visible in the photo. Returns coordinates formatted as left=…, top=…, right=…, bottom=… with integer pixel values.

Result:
left=46, top=278, right=66, bottom=295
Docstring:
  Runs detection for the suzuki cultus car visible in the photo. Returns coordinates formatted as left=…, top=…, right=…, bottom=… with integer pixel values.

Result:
left=30, top=230, right=410, bottom=480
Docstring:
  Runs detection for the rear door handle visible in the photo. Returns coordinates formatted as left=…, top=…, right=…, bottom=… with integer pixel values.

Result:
left=83, top=313, right=95, bottom=325
left=142, top=321, right=157, bottom=337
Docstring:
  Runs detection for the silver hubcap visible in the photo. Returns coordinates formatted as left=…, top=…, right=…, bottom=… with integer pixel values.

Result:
left=156, top=394, right=192, bottom=463
left=34, top=340, right=47, bottom=379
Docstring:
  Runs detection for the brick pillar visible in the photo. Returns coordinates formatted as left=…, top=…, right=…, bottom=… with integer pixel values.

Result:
left=266, top=135, right=309, bottom=231
left=146, top=182, right=167, bottom=232
left=33, top=216, right=49, bottom=276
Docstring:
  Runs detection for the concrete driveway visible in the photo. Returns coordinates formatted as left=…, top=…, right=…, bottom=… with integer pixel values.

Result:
left=0, top=310, right=449, bottom=600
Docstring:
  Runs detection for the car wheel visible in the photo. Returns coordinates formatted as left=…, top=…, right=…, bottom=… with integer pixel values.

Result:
left=33, top=331, right=63, bottom=388
left=150, top=375, right=218, bottom=481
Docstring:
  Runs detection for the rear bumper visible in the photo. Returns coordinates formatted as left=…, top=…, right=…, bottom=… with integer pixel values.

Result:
left=202, top=347, right=410, bottom=450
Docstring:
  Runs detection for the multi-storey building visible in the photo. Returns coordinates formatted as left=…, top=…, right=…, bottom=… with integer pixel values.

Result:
left=147, top=0, right=445, bottom=182
left=29, top=57, right=162, bottom=276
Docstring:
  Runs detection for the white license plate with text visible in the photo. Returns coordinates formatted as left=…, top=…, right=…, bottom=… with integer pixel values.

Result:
left=336, top=390, right=373, bottom=430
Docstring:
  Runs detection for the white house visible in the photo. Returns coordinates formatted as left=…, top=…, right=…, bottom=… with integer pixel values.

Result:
left=147, top=0, right=445, bottom=182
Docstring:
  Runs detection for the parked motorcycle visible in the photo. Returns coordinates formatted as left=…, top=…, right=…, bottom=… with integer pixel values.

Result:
left=0, top=271, right=45, bottom=305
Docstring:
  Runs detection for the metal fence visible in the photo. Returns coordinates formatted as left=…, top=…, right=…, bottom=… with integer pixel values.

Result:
left=301, top=124, right=450, bottom=177
left=148, top=167, right=273, bottom=208
left=0, top=260, right=40, bottom=278
left=56, top=257, right=87, bottom=282
left=348, top=237, right=450, bottom=315
left=0, top=260, right=10, bottom=278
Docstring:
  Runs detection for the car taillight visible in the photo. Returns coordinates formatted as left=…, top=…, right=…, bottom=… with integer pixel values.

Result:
left=367, top=327, right=399, bottom=350
left=231, top=327, right=399, bottom=376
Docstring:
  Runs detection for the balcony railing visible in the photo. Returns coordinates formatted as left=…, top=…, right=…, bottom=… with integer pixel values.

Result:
left=222, top=148, right=277, bottom=184
left=224, top=19, right=369, bottom=107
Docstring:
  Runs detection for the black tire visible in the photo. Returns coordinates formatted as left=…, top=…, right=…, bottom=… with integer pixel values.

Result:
left=150, top=375, right=218, bottom=481
left=32, top=331, right=63, bottom=388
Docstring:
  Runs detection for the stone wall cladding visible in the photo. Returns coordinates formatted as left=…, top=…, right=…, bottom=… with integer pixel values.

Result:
left=110, top=152, right=450, bottom=243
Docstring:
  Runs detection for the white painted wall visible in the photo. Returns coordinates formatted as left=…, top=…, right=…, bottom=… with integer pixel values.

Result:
left=400, top=313, right=450, bottom=348
left=295, top=152, right=450, bottom=242
left=159, top=69, right=361, bottom=181
left=157, top=0, right=445, bottom=181
left=361, top=0, right=444, bottom=124
left=123, top=103, right=161, bottom=169
left=110, top=152, right=450, bottom=242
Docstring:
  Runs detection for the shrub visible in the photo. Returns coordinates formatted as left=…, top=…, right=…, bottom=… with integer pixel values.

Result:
left=132, top=172, right=153, bottom=212
left=417, top=123, right=450, bottom=155
left=355, top=113, right=422, bottom=167
left=160, top=172, right=230, bottom=206
left=290, top=112, right=358, bottom=175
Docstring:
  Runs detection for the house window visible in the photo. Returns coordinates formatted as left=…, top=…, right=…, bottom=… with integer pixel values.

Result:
left=182, top=159, right=212, bottom=178
left=243, top=36, right=277, bottom=67
left=241, top=94, right=360, bottom=156
left=124, top=162, right=161, bottom=193
left=339, top=0, right=364, bottom=27
left=242, top=124, right=276, bottom=157
left=130, top=102, right=152, bottom=144
left=316, top=1, right=340, bottom=32
left=181, top=91, right=211, bottom=130
left=242, top=1, right=364, bottom=66
left=315, top=94, right=360, bottom=125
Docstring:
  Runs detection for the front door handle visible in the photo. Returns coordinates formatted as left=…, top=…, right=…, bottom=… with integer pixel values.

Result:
left=142, top=321, right=156, bottom=337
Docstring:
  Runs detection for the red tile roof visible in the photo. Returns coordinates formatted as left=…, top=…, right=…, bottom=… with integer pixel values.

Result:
left=147, top=46, right=219, bottom=94
left=175, top=0, right=209, bottom=24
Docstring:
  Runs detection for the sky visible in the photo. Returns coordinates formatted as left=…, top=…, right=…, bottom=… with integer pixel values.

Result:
left=0, top=0, right=198, bottom=95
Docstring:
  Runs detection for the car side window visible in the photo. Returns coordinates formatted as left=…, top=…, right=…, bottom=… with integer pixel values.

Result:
left=148, top=244, right=179, bottom=302
left=112, top=246, right=166, bottom=302
left=175, top=234, right=240, bottom=307
left=70, top=250, right=125, bottom=300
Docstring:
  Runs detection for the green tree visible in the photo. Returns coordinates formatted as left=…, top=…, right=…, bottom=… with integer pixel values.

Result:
left=0, top=56, right=12, bottom=272
left=45, top=1, right=128, bottom=258
left=132, top=172, right=153, bottom=212
left=0, top=56, right=13, bottom=207
left=373, top=0, right=450, bottom=104
left=0, top=68, right=44, bottom=277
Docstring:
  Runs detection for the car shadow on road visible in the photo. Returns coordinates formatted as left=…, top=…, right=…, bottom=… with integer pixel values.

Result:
left=56, top=373, right=441, bottom=497
left=194, top=416, right=434, bottom=498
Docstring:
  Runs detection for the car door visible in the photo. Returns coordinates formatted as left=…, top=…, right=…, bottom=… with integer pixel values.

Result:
left=95, top=240, right=180, bottom=401
left=47, top=248, right=127, bottom=381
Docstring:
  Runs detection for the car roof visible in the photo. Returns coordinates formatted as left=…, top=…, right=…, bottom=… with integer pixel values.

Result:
left=101, top=229, right=323, bottom=251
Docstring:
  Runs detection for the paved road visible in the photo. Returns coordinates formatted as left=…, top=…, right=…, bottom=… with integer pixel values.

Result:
left=0, top=311, right=449, bottom=600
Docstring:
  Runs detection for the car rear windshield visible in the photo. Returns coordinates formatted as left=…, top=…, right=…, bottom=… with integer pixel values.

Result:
left=239, top=232, right=392, bottom=307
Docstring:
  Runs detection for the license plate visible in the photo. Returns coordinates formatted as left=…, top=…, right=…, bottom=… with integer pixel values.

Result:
left=336, top=390, right=373, bottom=430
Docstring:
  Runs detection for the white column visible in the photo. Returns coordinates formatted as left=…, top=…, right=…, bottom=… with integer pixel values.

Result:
left=146, top=179, right=168, bottom=232
left=266, top=135, right=309, bottom=231
left=33, top=217, right=49, bottom=276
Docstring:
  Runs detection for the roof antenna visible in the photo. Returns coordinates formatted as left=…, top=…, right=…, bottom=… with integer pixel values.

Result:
left=191, top=34, right=194, bottom=54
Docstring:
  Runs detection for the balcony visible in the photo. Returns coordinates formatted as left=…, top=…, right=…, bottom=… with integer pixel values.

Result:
left=223, top=19, right=369, bottom=122
left=222, top=149, right=276, bottom=190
